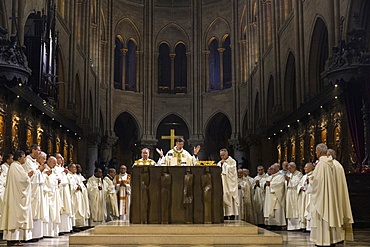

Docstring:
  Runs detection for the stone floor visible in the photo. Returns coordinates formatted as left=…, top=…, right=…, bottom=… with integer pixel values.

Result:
left=0, top=228, right=369, bottom=246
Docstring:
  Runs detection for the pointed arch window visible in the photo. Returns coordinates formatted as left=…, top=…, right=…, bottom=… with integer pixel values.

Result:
left=113, top=36, right=137, bottom=92
left=174, top=43, right=187, bottom=93
left=208, top=35, right=232, bottom=92
left=125, top=40, right=137, bottom=91
left=208, top=39, right=220, bottom=91
left=114, top=36, right=124, bottom=89
left=222, top=36, right=232, bottom=89
left=158, top=43, right=171, bottom=93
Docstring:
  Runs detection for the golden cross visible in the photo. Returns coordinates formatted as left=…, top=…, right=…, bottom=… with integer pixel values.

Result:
left=161, top=129, right=183, bottom=148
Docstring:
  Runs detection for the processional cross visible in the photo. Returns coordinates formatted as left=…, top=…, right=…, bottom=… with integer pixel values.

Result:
left=161, top=129, right=183, bottom=148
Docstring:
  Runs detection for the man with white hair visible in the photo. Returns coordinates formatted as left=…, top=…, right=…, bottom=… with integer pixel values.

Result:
left=327, top=149, right=354, bottom=242
left=43, top=156, right=62, bottom=237
left=309, top=143, right=343, bottom=246
left=133, top=148, right=157, bottom=166
left=23, top=144, right=44, bottom=241
left=55, top=153, right=73, bottom=235
left=264, top=163, right=286, bottom=229
left=217, top=148, right=239, bottom=220
left=285, top=162, right=303, bottom=230
left=253, top=165, right=268, bottom=226
left=297, top=162, right=314, bottom=231
left=1, top=150, right=33, bottom=246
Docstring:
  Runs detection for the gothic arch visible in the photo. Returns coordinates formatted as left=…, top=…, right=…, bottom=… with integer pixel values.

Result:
left=158, top=43, right=171, bottom=93
left=113, top=110, right=142, bottom=134
left=207, top=37, right=219, bottom=47
left=283, top=51, right=297, bottom=112
left=155, top=23, right=190, bottom=52
left=205, top=17, right=231, bottom=48
left=155, top=114, right=190, bottom=159
left=113, top=111, right=140, bottom=169
left=204, top=112, right=232, bottom=161
left=308, top=17, right=328, bottom=97
left=115, top=18, right=141, bottom=49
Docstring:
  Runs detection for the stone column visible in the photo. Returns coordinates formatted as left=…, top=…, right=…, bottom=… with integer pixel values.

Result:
left=246, top=134, right=262, bottom=174
left=218, top=48, right=225, bottom=90
left=169, top=53, right=176, bottom=91
left=135, top=51, right=143, bottom=92
left=229, top=138, right=243, bottom=169
left=203, top=51, right=210, bottom=91
left=100, top=135, right=118, bottom=168
left=121, top=48, right=128, bottom=90
left=86, top=132, right=101, bottom=176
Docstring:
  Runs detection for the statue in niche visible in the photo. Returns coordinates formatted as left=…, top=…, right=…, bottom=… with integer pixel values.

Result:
left=183, top=167, right=194, bottom=223
left=160, top=167, right=172, bottom=224
left=12, top=124, right=19, bottom=151
left=201, top=167, right=213, bottom=224
left=140, top=166, right=150, bottom=224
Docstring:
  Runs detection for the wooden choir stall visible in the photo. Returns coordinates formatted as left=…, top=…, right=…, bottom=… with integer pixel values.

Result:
left=130, top=165, right=224, bottom=224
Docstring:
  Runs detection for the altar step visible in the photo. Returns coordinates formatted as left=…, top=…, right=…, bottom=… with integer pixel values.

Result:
left=69, top=220, right=283, bottom=246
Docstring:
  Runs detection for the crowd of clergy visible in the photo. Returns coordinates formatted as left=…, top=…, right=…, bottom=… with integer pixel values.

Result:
left=236, top=143, right=354, bottom=247
left=0, top=141, right=354, bottom=247
left=0, top=144, right=131, bottom=246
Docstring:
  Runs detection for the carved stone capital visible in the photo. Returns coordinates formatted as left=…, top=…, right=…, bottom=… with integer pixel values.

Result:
left=101, top=135, right=118, bottom=149
left=87, top=132, right=102, bottom=146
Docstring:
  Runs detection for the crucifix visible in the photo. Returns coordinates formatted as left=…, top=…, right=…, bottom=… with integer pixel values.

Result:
left=161, top=129, right=183, bottom=148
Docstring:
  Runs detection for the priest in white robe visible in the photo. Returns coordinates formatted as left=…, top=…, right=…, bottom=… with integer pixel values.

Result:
left=264, top=163, right=286, bottom=229
left=114, top=165, right=130, bottom=220
left=87, top=168, right=106, bottom=226
left=297, top=162, right=314, bottom=231
left=0, top=153, right=13, bottom=218
left=285, top=162, right=303, bottom=230
left=242, top=169, right=254, bottom=185
left=253, top=165, right=268, bottom=225
left=104, top=168, right=119, bottom=221
left=309, top=143, right=343, bottom=246
left=133, top=148, right=157, bottom=166
left=217, top=148, right=239, bottom=220
left=157, top=138, right=200, bottom=166
left=68, top=164, right=90, bottom=230
left=327, top=149, right=354, bottom=242
left=23, top=144, right=44, bottom=241
left=0, top=153, right=13, bottom=179
left=242, top=169, right=256, bottom=224
left=0, top=150, right=33, bottom=246
left=237, top=169, right=245, bottom=220
left=43, top=156, right=62, bottom=237
left=55, top=153, right=72, bottom=234
left=76, top=164, right=90, bottom=227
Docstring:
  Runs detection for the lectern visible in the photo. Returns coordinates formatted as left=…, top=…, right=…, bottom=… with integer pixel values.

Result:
left=130, top=166, right=224, bottom=224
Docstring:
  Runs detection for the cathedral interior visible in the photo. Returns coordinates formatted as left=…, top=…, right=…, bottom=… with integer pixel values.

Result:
left=0, top=0, right=370, bottom=226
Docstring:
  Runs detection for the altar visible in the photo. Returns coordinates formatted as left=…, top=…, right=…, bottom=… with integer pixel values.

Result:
left=130, top=165, right=224, bottom=224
